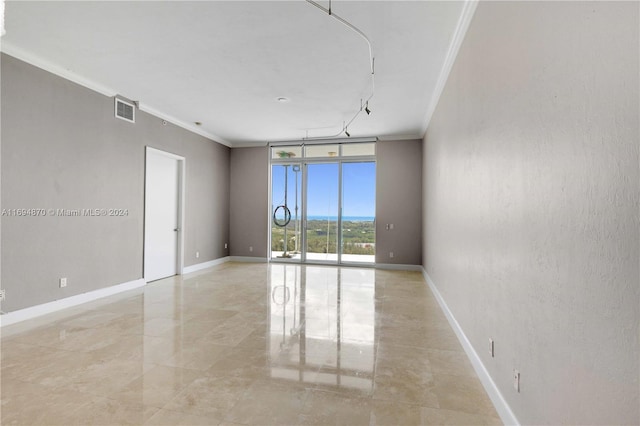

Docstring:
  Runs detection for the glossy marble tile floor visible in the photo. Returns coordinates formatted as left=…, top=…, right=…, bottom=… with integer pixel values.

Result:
left=1, top=263, right=501, bottom=425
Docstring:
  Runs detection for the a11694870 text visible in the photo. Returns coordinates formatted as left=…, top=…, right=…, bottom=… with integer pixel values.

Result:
left=1, top=208, right=129, bottom=217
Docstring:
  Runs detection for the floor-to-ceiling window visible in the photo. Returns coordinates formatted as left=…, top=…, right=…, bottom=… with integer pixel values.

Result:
left=270, top=142, right=376, bottom=265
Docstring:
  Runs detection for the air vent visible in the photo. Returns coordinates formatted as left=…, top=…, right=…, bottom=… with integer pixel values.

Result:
left=114, top=97, right=135, bottom=123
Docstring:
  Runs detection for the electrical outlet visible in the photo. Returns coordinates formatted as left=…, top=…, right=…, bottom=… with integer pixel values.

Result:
left=389, top=223, right=394, bottom=230
left=389, top=251, right=394, bottom=258
left=225, top=243, right=228, bottom=249
left=0, top=289, right=5, bottom=302
left=196, top=251, right=200, bottom=258
left=59, top=278, right=67, bottom=288
left=513, top=370, right=520, bottom=392
left=489, top=338, right=494, bottom=357
left=249, top=246, right=253, bottom=252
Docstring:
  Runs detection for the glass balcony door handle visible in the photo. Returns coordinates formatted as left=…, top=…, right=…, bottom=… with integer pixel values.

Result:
left=173, top=228, right=180, bottom=232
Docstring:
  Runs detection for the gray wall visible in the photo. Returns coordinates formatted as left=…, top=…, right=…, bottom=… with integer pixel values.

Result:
left=422, top=2, right=639, bottom=424
left=1, top=53, right=230, bottom=312
left=376, top=139, right=422, bottom=265
left=229, top=146, right=268, bottom=258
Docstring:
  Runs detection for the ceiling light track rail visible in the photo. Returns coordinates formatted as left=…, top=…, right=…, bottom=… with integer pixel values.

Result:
left=305, top=0, right=374, bottom=74
left=304, top=0, right=376, bottom=140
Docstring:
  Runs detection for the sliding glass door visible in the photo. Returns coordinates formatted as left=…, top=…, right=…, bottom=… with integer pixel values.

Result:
left=270, top=143, right=376, bottom=265
left=305, top=163, right=339, bottom=263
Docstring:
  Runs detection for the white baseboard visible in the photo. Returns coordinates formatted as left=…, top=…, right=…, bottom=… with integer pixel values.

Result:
left=183, top=256, right=231, bottom=274
left=422, top=268, right=519, bottom=426
left=229, top=256, right=268, bottom=263
left=376, top=263, right=423, bottom=272
left=0, top=278, right=146, bottom=328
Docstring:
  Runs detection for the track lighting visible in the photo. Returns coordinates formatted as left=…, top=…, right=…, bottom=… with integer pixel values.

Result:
left=302, top=0, right=376, bottom=140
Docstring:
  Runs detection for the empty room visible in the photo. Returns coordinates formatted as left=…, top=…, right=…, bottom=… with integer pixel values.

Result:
left=0, top=1, right=638, bottom=425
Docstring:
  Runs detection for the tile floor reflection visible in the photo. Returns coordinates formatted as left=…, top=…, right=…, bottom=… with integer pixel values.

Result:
left=1, top=262, right=501, bottom=425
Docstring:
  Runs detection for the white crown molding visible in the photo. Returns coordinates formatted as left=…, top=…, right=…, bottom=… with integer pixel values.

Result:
left=420, top=0, right=478, bottom=138
left=138, top=102, right=232, bottom=148
left=0, top=41, right=232, bottom=147
left=422, top=267, right=520, bottom=426
left=1, top=40, right=117, bottom=97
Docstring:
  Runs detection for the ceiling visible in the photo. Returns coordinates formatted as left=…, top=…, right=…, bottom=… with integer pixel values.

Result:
left=1, top=1, right=469, bottom=147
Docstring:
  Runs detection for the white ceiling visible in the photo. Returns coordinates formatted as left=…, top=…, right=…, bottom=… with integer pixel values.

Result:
left=1, top=1, right=469, bottom=147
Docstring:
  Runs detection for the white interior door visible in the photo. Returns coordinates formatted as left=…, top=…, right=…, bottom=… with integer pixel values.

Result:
left=144, top=147, right=183, bottom=282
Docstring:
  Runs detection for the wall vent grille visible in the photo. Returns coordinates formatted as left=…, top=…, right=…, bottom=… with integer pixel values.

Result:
left=115, top=97, right=135, bottom=123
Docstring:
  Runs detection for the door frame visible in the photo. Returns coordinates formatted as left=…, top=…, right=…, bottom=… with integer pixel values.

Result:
left=143, top=146, right=186, bottom=281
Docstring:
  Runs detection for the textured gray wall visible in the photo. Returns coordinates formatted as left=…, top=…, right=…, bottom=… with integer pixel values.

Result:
left=229, top=146, right=268, bottom=258
left=422, top=2, right=639, bottom=424
left=1, top=53, right=230, bottom=312
left=376, top=139, right=422, bottom=265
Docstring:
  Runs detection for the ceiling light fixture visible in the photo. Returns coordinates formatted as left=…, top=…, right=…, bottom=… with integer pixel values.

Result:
left=277, top=97, right=290, bottom=103
left=303, top=0, right=375, bottom=140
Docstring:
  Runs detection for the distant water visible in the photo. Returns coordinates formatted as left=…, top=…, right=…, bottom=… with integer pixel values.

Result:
left=307, top=215, right=374, bottom=222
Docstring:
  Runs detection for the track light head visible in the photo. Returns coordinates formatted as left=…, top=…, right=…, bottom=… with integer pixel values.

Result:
left=345, top=129, right=351, bottom=137
left=365, top=102, right=371, bottom=115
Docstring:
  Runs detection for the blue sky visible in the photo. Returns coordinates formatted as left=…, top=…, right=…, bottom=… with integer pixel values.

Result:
left=272, top=162, right=375, bottom=218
